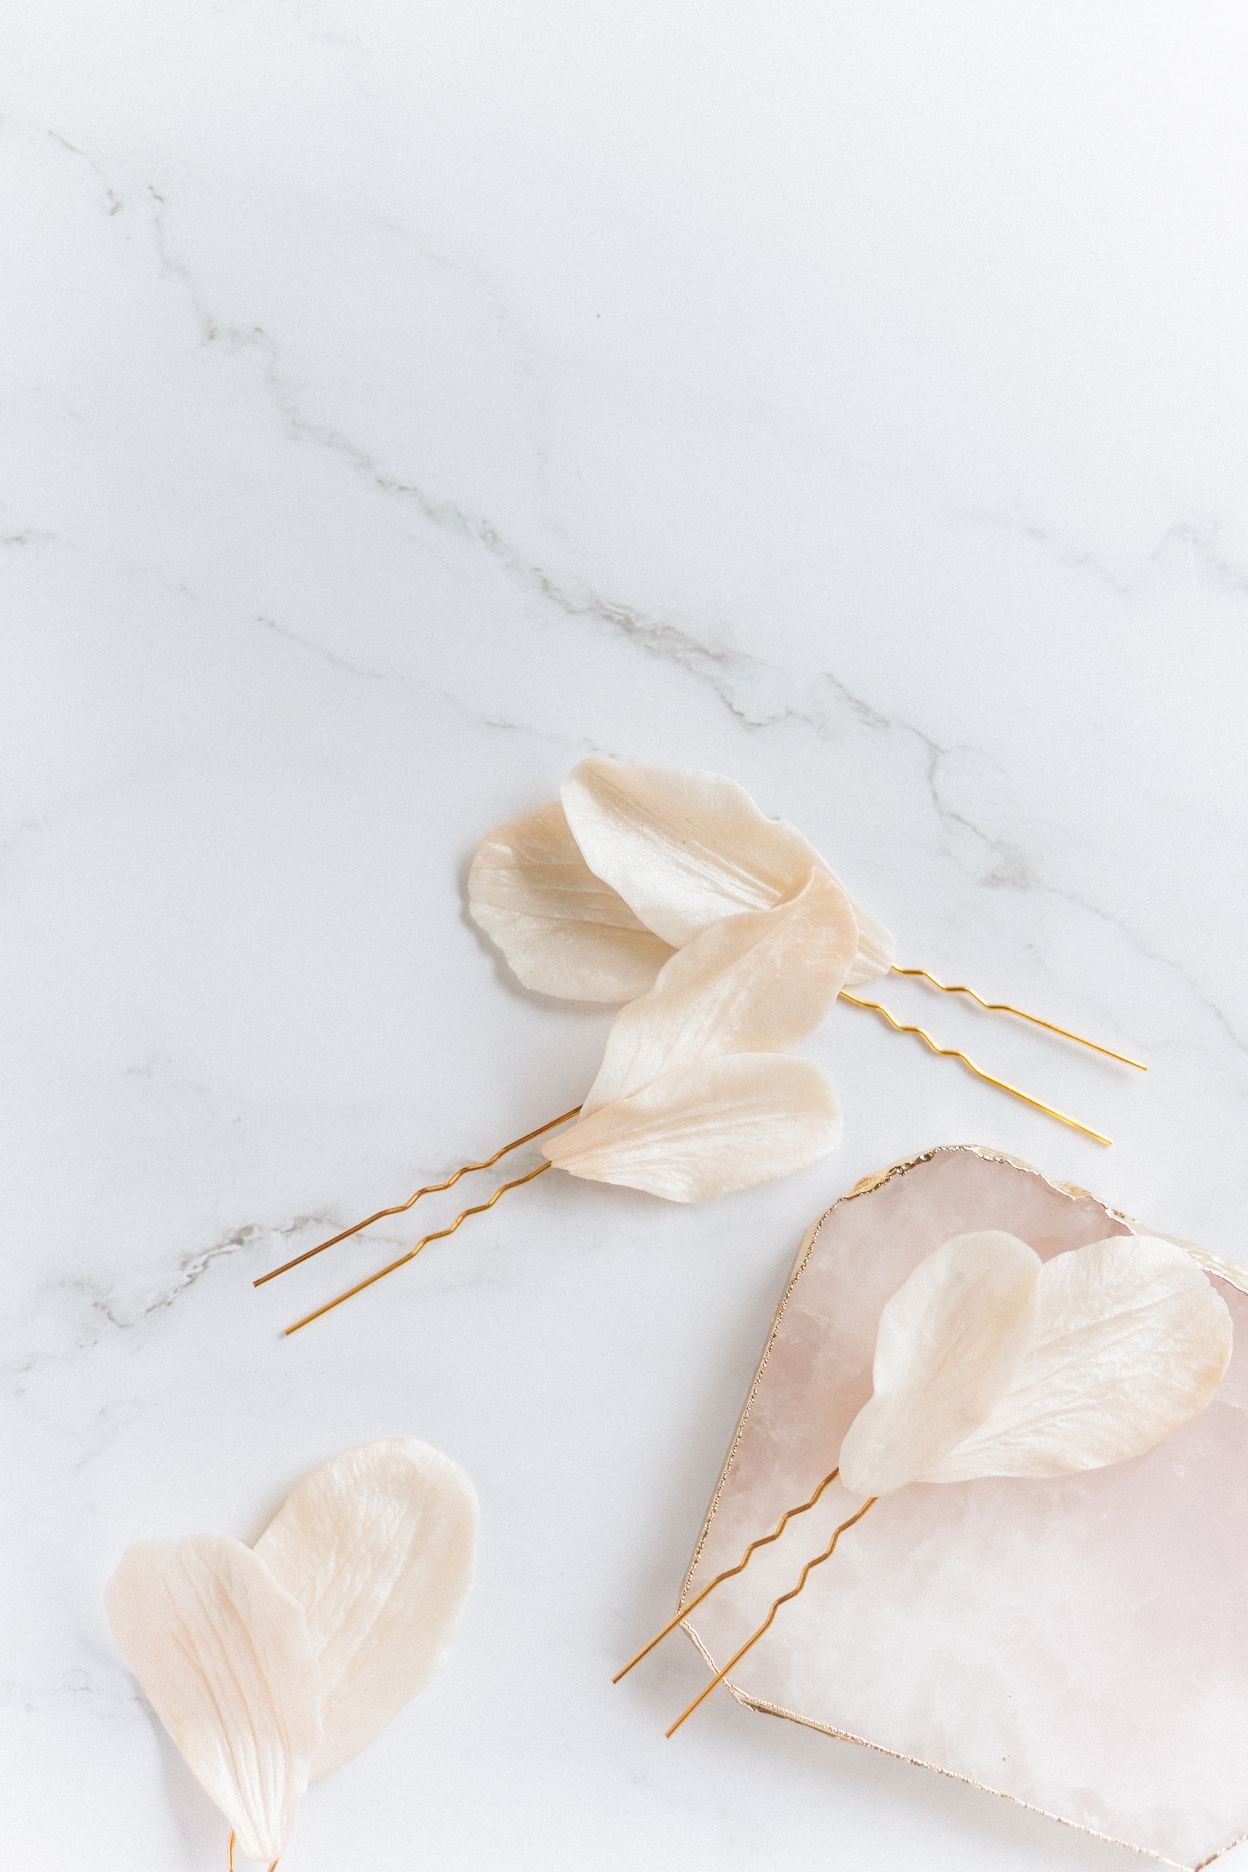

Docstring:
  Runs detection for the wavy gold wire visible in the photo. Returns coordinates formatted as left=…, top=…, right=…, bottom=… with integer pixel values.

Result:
left=282, top=1161, right=554, bottom=1336
left=891, top=965, right=1146, bottom=1071
left=227, top=1832, right=278, bottom=1872
left=613, top=1467, right=842, bottom=1683
left=840, top=991, right=1112, bottom=1146
left=260, top=968, right=1125, bottom=1324
left=255, top=1106, right=582, bottom=1287
left=666, top=1496, right=878, bottom=1737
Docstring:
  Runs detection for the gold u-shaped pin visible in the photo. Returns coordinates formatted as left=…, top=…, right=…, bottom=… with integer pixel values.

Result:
left=841, top=992, right=1113, bottom=1145
left=613, top=1466, right=843, bottom=1683
left=257, top=964, right=1142, bottom=1330
left=666, top=1495, right=878, bottom=1737
left=889, top=965, right=1146, bottom=1071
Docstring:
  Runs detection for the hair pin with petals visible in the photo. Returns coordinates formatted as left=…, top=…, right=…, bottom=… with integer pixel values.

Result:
left=259, top=759, right=1144, bottom=1333
left=106, top=1439, right=476, bottom=1867
left=616, top=1229, right=1230, bottom=1735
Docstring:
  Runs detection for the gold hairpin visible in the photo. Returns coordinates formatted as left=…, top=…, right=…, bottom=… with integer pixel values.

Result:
left=258, top=965, right=1136, bottom=1332
left=245, top=760, right=1148, bottom=1333
left=254, top=1106, right=582, bottom=1288
left=842, top=990, right=1114, bottom=1146
left=612, top=1466, right=843, bottom=1683
left=664, top=1495, right=878, bottom=1736
left=888, top=965, right=1146, bottom=1070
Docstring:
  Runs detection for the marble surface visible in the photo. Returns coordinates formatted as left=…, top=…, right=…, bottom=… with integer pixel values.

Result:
left=4, top=6, right=1248, bottom=1868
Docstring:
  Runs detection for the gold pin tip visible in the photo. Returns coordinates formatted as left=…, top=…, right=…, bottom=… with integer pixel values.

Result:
left=889, top=966, right=1146, bottom=1072
left=842, top=992, right=1112, bottom=1145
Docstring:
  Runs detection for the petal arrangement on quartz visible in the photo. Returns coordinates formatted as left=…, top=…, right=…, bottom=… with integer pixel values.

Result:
left=106, top=1439, right=477, bottom=1864
left=840, top=1233, right=1232, bottom=1497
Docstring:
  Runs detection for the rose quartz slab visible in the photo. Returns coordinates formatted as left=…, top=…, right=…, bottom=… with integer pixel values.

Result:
left=681, top=1148, right=1248, bottom=1870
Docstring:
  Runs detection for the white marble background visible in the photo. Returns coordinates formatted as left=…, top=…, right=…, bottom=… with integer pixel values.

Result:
left=4, top=5, right=1248, bottom=1868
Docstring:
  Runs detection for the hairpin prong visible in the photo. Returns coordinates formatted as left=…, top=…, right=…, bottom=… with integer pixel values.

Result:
left=281, top=1160, right=553, bottom=1337
left=254, top=1106, right=582, bottom=1288
left=613, top=1467, right=841, bottom=1684
left=890, top=966, right=1146, bottom=1072
left=665, top=1495, right=877, bottom=1737
left=840, top=992, right=1112, bottom=1146
left=228, top=1832, right=278, bottom=1872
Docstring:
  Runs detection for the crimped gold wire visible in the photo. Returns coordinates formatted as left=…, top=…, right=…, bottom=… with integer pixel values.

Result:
left=666, top=1496, right=878, bottom=1736
left=254, top=1106, right=582, bottom=1287
left=890, top=965, right=1145, bottom=1071
left=613, top=1467, right=842, bottom=1683
left=841, top=991, right=1112, bottom=1145
left=282, top=1161, right=554, bottom=1336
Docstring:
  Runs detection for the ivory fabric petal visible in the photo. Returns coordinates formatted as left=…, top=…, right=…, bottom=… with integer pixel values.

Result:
left=254, top=1439, right=478, bottom=1779
left=544, top=1052, right=840, bottom=1201
left=468, top=800, right=674, bottom=1002
left=582, top=871, right=858, bottom=1115
left=923, top=1235, right=1233, bottom=1483
left=839, top=1232, right=1041, bottom=1496
left=104, top=1533, right=322, bottom=1864
left=560, top=758, right=834, bottom=947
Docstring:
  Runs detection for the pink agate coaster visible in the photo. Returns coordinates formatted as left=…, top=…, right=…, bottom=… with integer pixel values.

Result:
left=680, top=1147, right=1248, bottom=1870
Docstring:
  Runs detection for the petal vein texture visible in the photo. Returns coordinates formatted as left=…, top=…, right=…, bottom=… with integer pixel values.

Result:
left=561, top=757, right=894, bottom=980
left=924, top=1236, right=1233, bottom=1482
left=839, top=1232, right=1041, bottom=1496
left=582, top=870, right=858, bottom=1114
left=544, top=1053, right=841, bottom=1201
left=254, top=1439, right=478, bottom=1778
left=104, top=1534, right=322, bottom=1863
left=468, top=800, right=674, bottom=1001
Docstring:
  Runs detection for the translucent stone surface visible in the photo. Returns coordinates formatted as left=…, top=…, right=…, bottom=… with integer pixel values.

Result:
left=682, top=1147, right=1248, bottom=1870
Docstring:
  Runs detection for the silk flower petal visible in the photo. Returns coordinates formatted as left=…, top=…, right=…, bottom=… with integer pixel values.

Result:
left=582, top=870, right=858, bottom=1114
left=468, top=800, right=674, bottom=1001
left=839, top=1233, right=1041, bottom=1496
left=254, top=1439, right=478, bottom=1778
left=561, top=759, right=895, bottom=982
left=923, top=1236, right=1233, bottom=1482
left=105, top=1534, right=322, bottom=1864
left=544, top=1053, right=840, bottom=1201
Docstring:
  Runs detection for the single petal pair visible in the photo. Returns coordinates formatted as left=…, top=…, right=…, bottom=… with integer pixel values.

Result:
left=839, top=1232, right=1232, bottom=1495
left=106, top=1439, right=477, bottom=1864
left=468, top=757, right=896, bottom=1003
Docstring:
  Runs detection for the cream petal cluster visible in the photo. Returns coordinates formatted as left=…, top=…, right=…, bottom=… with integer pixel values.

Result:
left=468, top=757, right=896, bottom=1003
left=106, top=1440, right=477, bottom=1865
left=544, top=870, right=852, bottom=1199
left=839, top=1233, right=1233, bottom=1498
left=469, top=759, right=895, bottom=1201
